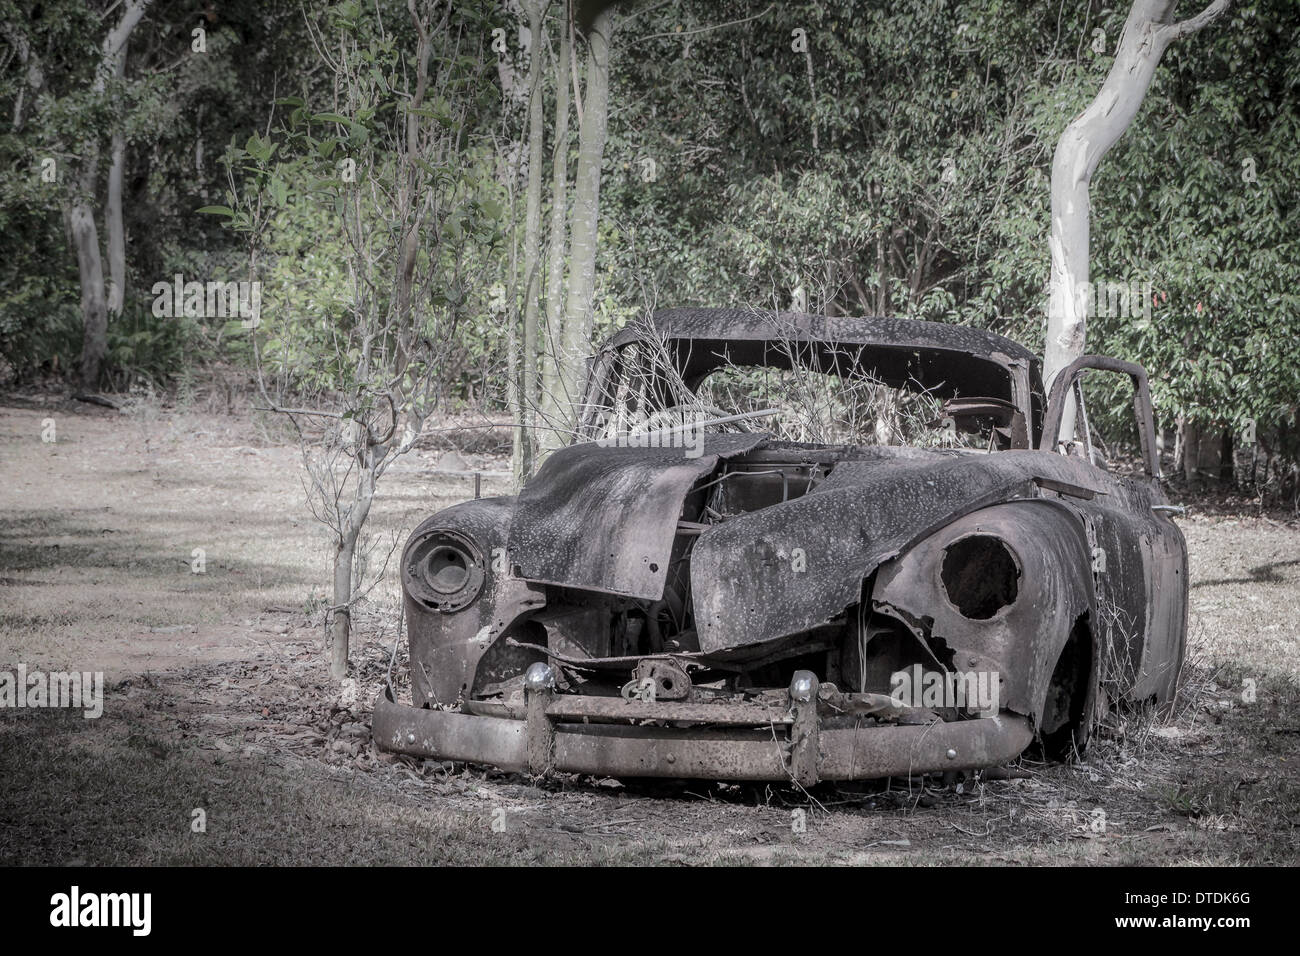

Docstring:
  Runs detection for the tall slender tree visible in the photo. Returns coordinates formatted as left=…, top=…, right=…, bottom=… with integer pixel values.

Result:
left=544, top=7, right=611, bottom=447
left=518, top=0, right=547, bottom=474
left=69, top=0, right=151, bottom=388
left=1045, top=0, right=1229, bottom=439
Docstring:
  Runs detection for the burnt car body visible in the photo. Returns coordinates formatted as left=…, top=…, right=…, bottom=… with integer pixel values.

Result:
left=374, top=308, right=1187, bottom=783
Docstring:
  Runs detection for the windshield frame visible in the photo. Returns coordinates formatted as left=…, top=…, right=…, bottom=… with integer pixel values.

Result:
left=575, top=334, right=1038, bottom=451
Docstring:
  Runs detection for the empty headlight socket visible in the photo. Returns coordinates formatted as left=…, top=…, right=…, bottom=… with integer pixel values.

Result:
left=939, top=533, right=1021, bottom=619
left=403, top=529, right=486, bottom=612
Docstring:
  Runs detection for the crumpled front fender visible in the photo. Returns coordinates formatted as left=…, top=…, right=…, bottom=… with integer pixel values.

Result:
left=403, top=497, right=545, bottom=706
left=689, top=451, right=1106, bottom=653
left=872, top=498, right=1096, bottom=720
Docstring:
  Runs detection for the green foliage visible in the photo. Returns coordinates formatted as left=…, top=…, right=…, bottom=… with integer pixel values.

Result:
left=599, top=0, right=1298, bottom=459
left=0, top=193, right=81, bottom=380
left=600, top=0, right=1071, bottom=348
left=0, top=0, right=326, bottom=383
left=206, top=0, right=506, bottom=405
left=2, top=0, right=1296, bottom=471
left=1089, top=0, right=1300, bottom=442
left=105, top=305, right=200, bottom=390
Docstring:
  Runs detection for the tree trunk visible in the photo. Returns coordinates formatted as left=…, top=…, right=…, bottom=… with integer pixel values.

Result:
left=1181, top=420, right=1227, bottom=490
left=1172, top=414, right=1184, bottom=474
left=1045, top=0, right=1229, bottom=437
left=539, top=4, right=574, bottom=452
left=553, top=9, right=612, bottom=440
left=106, top=38, right=129, bottom=318
left=330, top=535, right=356, bottom=681
left=71, top=160, right=108, bottom=388
left=1219, top=426, right=1234, bottom=484
left=394, top=0, right=433, bottom=377
left=331, top=471, right=374, bottom=680
left=106, top=133, right=126, bottom=316
left=875, top=227, right=888, bottom=315
left=73, top=0, right=152, bottom=388
left=824, top=260, right=838, bottom=317
left=507, top=231, right=522, bottom=482
left=3, top=23, right=44, bottom=133
left=1182, top=420, right=1199, bottom=487
left=519, top=0, right=546, bottom=475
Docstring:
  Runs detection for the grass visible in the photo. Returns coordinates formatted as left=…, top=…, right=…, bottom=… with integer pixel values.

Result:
left=0, top=397, right=1297, bottom=865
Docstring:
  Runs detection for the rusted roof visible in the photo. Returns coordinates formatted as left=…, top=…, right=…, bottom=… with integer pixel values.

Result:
left=604, top=308, right=1039, bottom=366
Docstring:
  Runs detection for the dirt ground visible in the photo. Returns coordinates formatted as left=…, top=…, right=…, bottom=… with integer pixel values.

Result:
left=2, top=395, right=1298, bottom=865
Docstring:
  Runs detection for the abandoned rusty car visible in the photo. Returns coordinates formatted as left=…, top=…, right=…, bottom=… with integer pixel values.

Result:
left=374, top=308, right=1187, bottom=784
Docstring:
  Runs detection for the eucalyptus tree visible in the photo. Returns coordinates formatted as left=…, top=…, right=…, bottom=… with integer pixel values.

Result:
left=1045, top=0, right=1229, bottom=444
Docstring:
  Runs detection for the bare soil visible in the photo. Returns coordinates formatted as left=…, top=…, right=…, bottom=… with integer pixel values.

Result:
left=2, top=396, right=1297, bottom=865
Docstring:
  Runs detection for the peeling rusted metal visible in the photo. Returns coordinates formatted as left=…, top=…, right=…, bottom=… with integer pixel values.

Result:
left=689, top=450, right=1123, bottom=653
left=373, top=687, right=1034, bottom=781
left=789, top=671, right=820, bottom=786
left=545, top=694, right=791, bottom=726
left=506, top=433, right=764, bottom=599
left=379, top=308, right=1187, bottom=783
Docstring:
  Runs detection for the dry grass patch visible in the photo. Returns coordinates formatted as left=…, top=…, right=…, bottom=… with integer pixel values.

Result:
left=1, top=399, right=1297, bottom=865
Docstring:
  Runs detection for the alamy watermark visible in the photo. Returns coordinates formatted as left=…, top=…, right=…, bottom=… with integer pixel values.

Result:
left=50, top=886, right=150, bottom=936
left=594, top=408, right=706, bottom=458
left=151, top=274, right=262, bottom=328
left=0, top=665, right=103, bottom=718
left=890, top=664, right=999, bottom=717
left=1071, top=279, right=1155, bottom=319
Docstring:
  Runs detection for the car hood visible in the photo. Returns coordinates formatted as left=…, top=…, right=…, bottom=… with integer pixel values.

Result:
left=507, top=437, right=1109, bottom=649
left=506, top=433, right=766, bottom=599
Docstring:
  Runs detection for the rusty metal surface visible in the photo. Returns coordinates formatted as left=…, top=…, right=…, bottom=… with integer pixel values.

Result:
left=1040, top=353, right=1160, bottom=477
left=402, top=497, right=546, bottom=705
left=871, top=499, right=1097, bottom=719
left=373, top=689, right=528, bottom=771
left=580, top=309, right=1041, bottom=443
left=789, top=672, right=820, bottom=786
left=374, top=690, right=1033, bottom=781
left=544, top=694, right=792, bottom=726
left=690, top=450, right=1117, bottom=653
left=391, top=310, right=1188, bottom=781
left=526, top=684, right=556, bottom=774
left=552, top=723, right=791, bottom=781
left=817, top=713, right=1034, bottom=779
left=506, top=433, right=765, bottom=599
left=604, top=308, right=1038, bottom=377
left=632, top=658, right=691, bottom=700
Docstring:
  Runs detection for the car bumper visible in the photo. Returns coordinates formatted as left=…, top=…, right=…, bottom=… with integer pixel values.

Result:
left=372, top=684, right=1033, bottom=783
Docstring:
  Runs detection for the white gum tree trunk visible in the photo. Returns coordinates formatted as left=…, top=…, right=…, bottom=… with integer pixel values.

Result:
left=1045, top=0, right=1229, bottom=442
